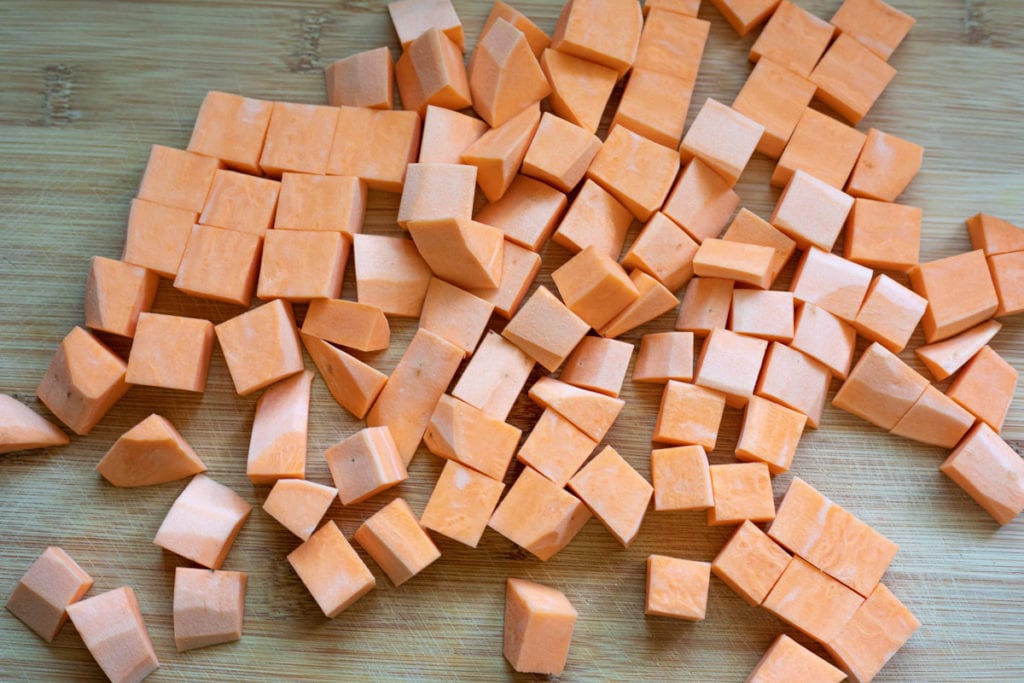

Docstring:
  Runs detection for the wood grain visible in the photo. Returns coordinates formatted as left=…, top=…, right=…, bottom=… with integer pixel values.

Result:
left=2, top=0, right=1023, bottom=680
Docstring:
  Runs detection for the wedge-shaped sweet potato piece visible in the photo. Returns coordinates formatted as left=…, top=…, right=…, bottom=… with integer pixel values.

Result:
left=263, top=479, right=337, bottom=541
left=153, top=474, right=252, bottom=569
left=247, top=370, right=313, bottom=484
left=354, top=498, right=441, bottom=587
left=96, top=414, right=205, bottom=487
left=301, top=333, right=387, bottom=420
left=407, top=217, right=504, bottom=290
left=527, top=376, right=624, bottom=442
left=469, top=18, right=550, bottom=128
left=301, top=299, right=390, bottom=353
left=462, top=103, right=542, bottom=202
left=66, top=587, right=159, bottom=683
left=424, top=394, right=521, bottom=481
left=5, top=546, right=93, bottom=643
left=0, top=394, right=69, bottom=455
left=173, top=567, right=246, bottom=653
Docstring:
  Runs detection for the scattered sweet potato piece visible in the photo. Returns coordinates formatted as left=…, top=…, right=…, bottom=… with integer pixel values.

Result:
left=418, top=105, right=488, bottom=164
left=84, top=257, right=158, bottom=338
left=419, top=277, right=493, bottom=357
left=257, top=230, right=349, bottom=302
left=451, top=331, right=535, bottom=420
left=482, top=1, right=551, bottom=58
left=587, top=125, right=679, bottom=222
left=709, top=0, right=780, bottom=36
left=469, top=19, right=550, bottom=128
left=552, top=178, right=634, bottom=259
left=825, top=583, right=920, bottom=683
left=747, top=634, right=846, bottom=683
left=522, top=112, right=601, bottom=193
left=846, top=128, right=922, bottom=202
left=771, top=170, right=855, bottom=252
left=736, top=396, right=807, bottom=475
left=909, top=249, right=999, bottom=343
left=199, top=169, right=280, bottom=236
left=634, top=8, right=708, bottom=79
left=790, top=303, right=858, bottom=379
left=644, top=0, right=700, bottom=15
left=96, top=414, right=205, bottom=487
left=187, top=91, right=273, bottom=174
left=831, top=0, right=916, bottom=60
left=732, top=57, right=816, bottom=158
left=890, top=384, right=975, bottom=449
left=354, top=498, right=441, bottom=587
left=517, top=408, right=597, bottom=487
left=809, top=33, right=897, bottom=125
left=324, top=46, right=395, bottom=110
left=327, top=106, right=421, bottom=192
left=504, top=578, right=577, bottom=675
left=947, top=345, right=1017, bottom=432
left=302, top=300, right=389, bottom=353
left=832, top=342, right=928, bottom=431
left=407, top=217, right=505, bottom=290
left=0, top=394, right=69, bottom=455
left=940, top=422, right=1024, bottom=525
left=966, top=213, right=1024, bottom=257
left=397, top=163, right=476, bottom=229
left=646, top=555, right=710, bottom=620
left=843, top=198, right=921, bottom=272
left=989, top=250, right=1024, bottom=317
left=66, top=587, right=159, bottom=683
left=259, top=102, right=340, bottom=177
left=756, top=342, right=831, bottom=428
left=612, top=69, right=694, bottom=148
left=262, top=479, right=338, bottom=541
left=215, top=300, right=304, bottom=397
left=551, top=0, right=643, bottom=77
left=711, top=520, right=791, bottom=606
left=353, top=234, right=433, bottom=317
left=568, top=445, right=652, bottom=546
left=762, top=556, right=865, bottom=644
left=708, top=462, right=775, bottom=526
left=172, top=224, right=262, bottom=306
left=852, top=274, right=927, bottom=353
left=469, top=239, right=542, bottom=318
left=540, top=48, right=617, bottom=134
left=287, top=520, right=375, bottom=618
left=137, top=144, right=222, bottom=213
left=651, top=445, right=712, bottom=511
left=300, top=333, right=388, bottom=420
left=153, top=474, right=252, bottom=569
left=693, top=238, right=775, bottom=289
left=474, top=174, right=567, bottom=251
left=325, top=427, right=408, bottom=506
left=173, top=568, right=246, bottom=653
left=914, top=319, right=1002, bottom=381
left=653, top=380, right=727, bottom=450
left=598, top=269, right=679, bottom=339
left=622, top=212, right=699, bottom=292
left=388, top=0, right=464, bottom=51
left=420, top=460, right=505, bottom=547
left=528, top=376, right=625, bottom=442
left=122, top=199, right=197, bottom=279
left=772, top=107, right=866, bottom=190
left=559, top=336, right=633, bottom=397
left=461, top=103, right=541, bottom=202
left=790, top=247, right=872, bottom=323
left=424, top=394, right=521, bottom=481
left=246, top=370, right=312, bottom=484
left=502, top=286, right=590, bottom=373
left=395, top=28, right=471, bottom=115
left=633, top=332, right=694, bottom=384
left=274, top=173, right=367, bottom=235
left=749, top=0, right=834, bottom=77
left=5, top=547, right=93, bottom=643
left=695, top=328, right=769, bottom=409
left=662, top=159, right=741, bottom=243
left=552, top=246, right=639, bottom=331
left=675, top=277, right=734, bottom=336
left=730, top=290, right=795, bottom=343
left=680, top=98, right=763, bottom=187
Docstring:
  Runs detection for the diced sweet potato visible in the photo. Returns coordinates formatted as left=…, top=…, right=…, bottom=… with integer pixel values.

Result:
left=502, top=286, right=589, bottom=373
left=909, top=249, right=999, bottom=343
left=96, top=414, right=206, bottom=487
left=809, top=33, right=896, bottom=125
left=914, top=319, right=1002, bottom=381
left=153, top=474, right=252, bottom=569
left=843, top=198, right=921, bottom=272
left=940, top=422, right=1024, bottom=525
left=258, top=230, right=349, bottom=302
left=634, top=8, right=708, bottom=79
left=354, top=498, right=441, bottom=587
left=675, top=277, right=734, bottom=336
left=215, top=299, right=304, bottom=397
left=187, top=91, right=273, bottom=174
left=693, top=238, right=775, bottom=289
left=137, top=144, right=221, bottom=213
left=451, top=331, right=535, bottom=420
left=597, top=269, right=679, bottom=339
left=469, top=19, right=549, bottom=129
left=756, top=342, right=832, bottom=428
left=645, top=555, right=710, bottom=621
left=568, top=445, right=652, bottom=546
left=732, top=57, right=816, bottom=158
left=424, top=394, right=521, bottom=481
left=300, top=333, right=388, bottom=420
left=551, top=0, right=643, bottom=77
left=122, top=199, right=197, bottom=279
left=853, top=274, right=928, bottom=353
left=461, top=103, right=541, bottom=203
left=327, top=107, right=421, bottom=192
left=521, top=112, right=601, bottom=193
left=612, top=69, right=694, bottom=149
left=712, top=520, right=791, bottom=606
left=418, top=105, right=488, bottom=165
left=325, top=427, right=408, bottom=506
left=420, top=460, right=505, bottom=547
left=747, top=634, right=846, bottom=683
left=259, top=102, right=340, bottom=176
left=127, top=313, right=216, bottom=392
left=482, top=1, right=551, bottom=58
left=989, top=250, right=1024, bottom=317
left=262, top=478, right=337, bottom=541
left=302, top=300, right=389, bottom=353
left=0, top=394, right=69, bottom=455
left=846, top=127, right=923, bottom=202
left=771, top=170, right=855, bottom=252
left=790, top=303, right=858, bottom=379
left=708, top=462, right=776, bottom=526
left=730, top=290, right=795, bottom=343
left=946, top=346, right=1017, bottom=432
left=966, top=213, right=1024, bottom=257
left=559, top=336, right=633, bottom=397
left=84, top=256, right=159, bottom=338
left=173, top=568, right=246, bottom=652
left=890, top=384, right=975, bottom=449
left=504, top=578, right=577, bottom=675
left=528, top=376, right=625, bottom=442
left=199, top=169, right=280, bottom=236
left=517, top=408, right=597, bottom=487
left=736, top=396, right=807, bottom=475
left=762, top=556, right=865, bottom=644
left=586, top=125, right=679, bottom=222
left=651, top=445, right=712, bottom=511
left=695, top=328, right=769, bottom=408
left=825, top=583, right=920, bottom=683
left=66, top=587, right=159, bottom=683
left=247, top=370, right=313, bottom=484
left=395, top=28, right=471, bottom=115
left=621, top=212, right=699, bottom=292
left=772, top=107, right=866, bottom=190
left=475, top=174, right=567, bottom=251
left=418, top=277, right=493, bottom=357
left=324, top=47, right=395, bottom=110
left=397, top=163, right=476, bottom=229
left=831, top=0, right=915, bottom=60
left=353, top=234, right=433, bottom=318
left=662, top=159, right=740, bottom=243
left=407, top=217, right=504, bottom=290
left=680, top=98, right=763, bottom=187
left=5, top=547, right=93, bottom=642
left=832, top=342, right=928, bottom=431
left=653, top=380, right=727, bottom=450
left=633, top=332, right=694, bottom=384
left=790, top=247, right=872, bottom=323
left=540, top=48, right=617, bottom=134
left=749, top=0, right=834, bottom=77
left=388, top=0, right=464, bottom=50
left=552, top=246, right=639, bottom=331
left=287, top=520, right=375, bottom=618
left=469, top=239, right=542, bottom=318
left=172, top=224, right=262, bottom=306
left=552, top=178, right=634, bottom=259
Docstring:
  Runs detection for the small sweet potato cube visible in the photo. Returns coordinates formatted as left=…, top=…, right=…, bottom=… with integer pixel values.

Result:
left=967, top=212, right=1024, bottom=257
left=84, top=256, right=158, bottom=338
left=488, top=467, right=592, bottom=561
left=598, top=269, right=678, bottom=338
left=257, top=230, right=348, bottom=302
left=324, top=47, right=394, bottom=110
left=96, top=414, right=206, bottom=488
left=540, top=48, right=617, bottom=134
left=0, top=394, right=69, bottom=455
left=736, top=396, right=807, bottom=474
left=353, top=234, right=433, bottom=317
left=909, top=249, right=999, bottom=343
left=287, top=521, right=375, bottom=618
left=559, top=336, right=633, bottom=397
left=662, top=159, right=740, bottom=244
left=680, top=98, right=763, bottom=187
left=645, top=555, right=710, bottom=621
left=327, top=107, right=421, bottom=192
left=246, top=370, right=312, bottom=484
left=419, top=278, right=493, bottom=356
left=748, top=634, right=846, bottom=683
left=915, top=319, right=1002, bottom=382
left=613, top=69, right=693, bottom=149
left=172, top=224, right=262, bottom=306
left=791, top=303, right=858, bottom=379
left=586, top=126, right=679, bottom=222
left=749, top=0, right=834, bottom=76
left=675, top=277, right=734, bottom=336
left=528, top=376, right=625, bottom=442
left=153, top=474, right=252, bottom=569
left=502, top=286, right=589, bottom=372
left=5, top=547, right=93, bottom=642
left=831, top=0, right=916, bottom=60
left=122, top=199, right=197, bottom=279
left=947, top=345, right=1017, bottom=432
left=173, top=568, right=246, bottom=652
left=825, top=583, right=920, bottom=683
left=199, top=169, right=280, bottom=236
left=844, top=198, right=921, bottom=272
left=732, top=56, right=816, bottom=158
left=890, top=384, right=975, bottom=449
left=469, top=19, right=549, bottom=129
left=354, top=498, right=440, bottom=587
left=634, top=8, right=709, bottom=78
left=504, top=578, right=577, bottom=675
left=302, top=300, right=389, bottom=353
left=66, top=587, right=159, bottom=683
left=693, top=238, right=775, bottom=289
left=420, top=460, right=505, bottom=547
left=790, top=247, right=873, bottom=323
left=419, top=105, right=488, bottom=165
left=833, top=342, right=928, bottom=431
left=568, top=445, right=652, bottom=547
left=517, top=409, right=597, bottom=487
left=853, top=274, right=927, bottom=353
left=395, top=28, right=471, bottom=115
left=475, top=174, right=567, bottom=252
left=622, top=212, right=699, bottom=292
left=262, top=479, right=337, bottom=541
left=633, top=332, right=694, bottom=384
left=424, top=394, right=522, bottom=481
left=731, top=290, right=795, bottom=343
left=762, top=557, right=865, bottom=644
left=809, top=33, right=897, bottom=125
left=653, top=380, right=727, bottom=450
left=469, top=240, right=541, bottom=318
left=711, top=520, right=791, bottom=606
left=388, top=0, right=464, bottom=51
left=772, top=107, right=866, bottom=190
left=551, top=0, right=643, bottom=77
left=137, top=144, right=221, bottom=213
left=708, top=462, right=775, bottom=526
left=215, top=299, right=304, bottom=396
left=989, top=250, right=1024, bottom=317
left=695, top=328, right=769, bottom=408
left=522, top=112, right=601, bottom=192
left=408, top=217, right=504, bottom=290
left=275, top=173, right=366, bottom=234
left=36, top=327, right=128, bottom=436
left=709, top=0, right=780, bottom=36
left=259, top=102, right=340, bottom=176
left=398, top=163, right=476, bottom=229
left=771, top=170, right=855, bottom=252
left=846, top=127, right=923, bottom=202
left=301, top=333, right=387, bottom=420
left=483, top=1, right=551, bottom=58
left=651, top=445, right=712, bottom=512
left=552, top=178, right=634, bottom=259
left=187, top=91, right=273, bottom=174
left=757, top=342, right=832, bottom=428
left=940, top=422, right=1024, bottom=525
left=552, top=246, right=639, bottom=331
left=451, top=331, right=534, bottom=420
left=462, top=104, right=541, bottom=202
left=325, top=427, right=408, bottom=506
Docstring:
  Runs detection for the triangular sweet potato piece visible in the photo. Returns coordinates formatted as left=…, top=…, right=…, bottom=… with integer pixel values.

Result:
left=95, top=414, right=205, bottom=487
left=527, top=377, right=624, bottom=441
left=0, top=394, right=69, bottom=454
left=967, top=213, right=1024, bottom=256
left=599, top=269, right=679, bottom=338
left=540, top=48, right=617, bottom=134
left=301, top=332, right=387, bottom=420
left=407, top=217, right=504, bottom=290
left=423, top=394, right=521, bottom=480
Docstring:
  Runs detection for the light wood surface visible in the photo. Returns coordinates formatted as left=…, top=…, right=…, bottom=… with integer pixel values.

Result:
left=2, top=1, right=1023, bottom=680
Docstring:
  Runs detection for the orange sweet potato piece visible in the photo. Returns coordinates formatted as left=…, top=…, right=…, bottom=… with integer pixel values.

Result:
left=300, top=332, right=387, bottom=420
left=153, top=474, right=252, bottom=569
left=756, top=342, right=831, bottom=428
left=0, top=394, right=69, bottom=455
left=287, top=520, right=375, bottom=618
left=275, top=173, right=367, bottom=235
left=708, top=462, right=776, bottom=526
left=748, top=634, right=846, bottom=683
left=325, top=427, right=408, bottom=506
left=187, top=91, right=272, bottom=174
left=353, top=234, right=433, bottom=317
left=568, top=445, right=652, bottom=546
left=324, top=46, right=394, bottom=110
left=633, top=332, right=694, bottom=384
left=772, top=107, right=866, bottom=190
left=420, top=459, right=505, bottom=547
left=790, top=302, right=858, bottom=379
left=504, top=578, right=577, bottom=675
left=259, top=102, right=340, bottom=177
left=946, top=345, right=1017, bottom=432
left=680, top=98, right=763, bottom=187
left=940, top=422, right=1024, bottom=525
left=5, top=547, right=93, bottom=643
left=809, top=33, right=896, bottom=125
left=730, top=290, right=795, bottom=343
left=469, top=241, right=541, bottom=318
left=825, top=583, right=920, bottom=683
left=215, top=300, right=304, bottom=397
left=199, top=169, right=280, bottom=236
left=675, top=277, right=734, bottom=336
left=845, top=127, right=923, bottom=202
left=732, top=56, right=816, bottom=159
left=831, top=0, right=916, bottom=60
left=483, top=1, right=551, bottom=58
left=246, top=370, right=312, bottom=484
left=517, top=408, right=597, bottom=487
left=397, top=163, right=476, bottom=229
left=762, top=556, right=865, bottom=644
left=736, top=396, right=807, bottom=474
left=598, top=269, right=679, bottom=339
left=122, top=199, right=197, bottom=279
left=989, top=250, right=1024, bottom=316
left=327, top=107, right=421, bottom=192
left=388, top=0, right=464, bottom=51
left=890, top=384, right=975, bottom=449
left=424, top=394, right=521, bottom=481
left=644, top=0, right=701, bottom=15
left=257, top=230, right=348, bottom=302
left=395, top=28, right=471, bottom=115
left=419, top=277, right=493, bottom=357
left=790, top=247, right=872, bottom=324
left=909, top=249, right=999, bottom=343
left=634, top=8, right=708, bottom=79
left=528, top=376, right=625, bottom=442
left=469, top=19, right=550, bottom=129
left=843, top=198, right=921, bottom=272
left=262, top=479, right=337, bottom=541
left=749, top=0, right=834, bottom=77
left=771, top=170, right=855, bottom=252
left=914, top=319, right=1001, bottom=381
left=66, top=587, right=159, bottom=683
left=407, top=217, right=504, bottom=290
left=586, top=125, right=679, bottom=222
left=559, top=336, right=633, bottom=397
left=302, top=299, right=389, bottom=353
left=418, top=105, right=488, bottom=165
left=502, top=286, right=590, bottom=373
left=693, top=238, right=775, bottom=289
left=522, top=112, right=601, bottom=193
left=461, top=103, right=542, bottom=202
left=353, top=498, right=441, bottom=587
left=645, top=555, right=710, bottom=621
left=695, top=328, right=769, bottom=409
left=84, top=256, right=158, bottom=338
left=612, top=69, right=694, bottom=150
left=552, top=178, right=634, bottom=259
left=172, top=224, right=262, bottom=306
left=552, top=246, right=639, bottom=331
left=621, top=212, right=699, bottom=292
left=966, top=213, right=1024, bottom=257
left=853, top=272, right=929, bottom=352
left=96, top=414, right=205, bottom=487
left=540, top=48, right=617, bottom=134
left=650, top=445, right=712, bottom=511
left=709, top=0, right=781, bottom=37
left=474, top=174, right=567, bottom=252
left=712, top=520, right=791, bottom=606
left=137, top=144, right=222, bottom=213
left=551, top=0, right=643, bottom=77
left=653, top=380, right=727, bottom=450
left=451, top=331, right=534, bottom=420
left=832, top=342, right=928, bottom=431
left=172, top=567, right=246, bottom=653
left=662, top=159, right=740, bottom=243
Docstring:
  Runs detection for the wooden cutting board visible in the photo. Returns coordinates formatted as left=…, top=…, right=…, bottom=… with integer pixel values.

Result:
left=1, top=1, right=1023, bottom=680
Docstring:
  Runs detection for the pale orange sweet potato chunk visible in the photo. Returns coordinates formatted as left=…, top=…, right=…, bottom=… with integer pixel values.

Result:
left=419, top=105, right=488, bottom=165
left=502, top=286, right=590, bottom=373
left=389, top=0, right=463, bottom=50
left=651, top=445, right=712, bottom=512
left=890, top=384, right=974, bottom=449
left=559, top=336, right=633, bottom=397
left=634, top=8, right=708, bottom=79
left=695, top=328, right=769, bottom=409
left=853, top=273, right=928, bottom=353
left=568, top=445, right=652, bottom=546
left=504, top=578, right=577, bottom=675
left=274, top=169, right=364, bottom=234
left=712, top=520, right=791, bottom=606
left=552, top=178, right=634, bottom=259
left=462, top=103, right=541, bottom=202
left=407, top=217, right=504, bottom=290
left=622, top=212, right=699, bottom=292
left=325, top=426, right=408, bottom=506
left=831, top=0, right=916, bottom=60
left=947, top=345, right=1017, bottom=433
left=247, top=370, right=312, bottom=484
left=552, top=246, right=639, bottom=331
left=612, top=69, right=693, bottom=149
left=187, top=91, right=273, bottom=174
left=675, top=277, right=734, bottom=336
left=825, top=583, right=920, bottom=683
left=633, top=332, right=694, bottom=384
left=762, top=556, right=865, bottom=644
left=552, top=0, right=643, bottom=77
left=846, top=127, right=923, bottom=202
left=517, top=408, right=597, bottom=487
left=790, top=247, right=872, bottom=324
left=736, top=396, right=807, bottom=475
left=0, top=394, right=69, bottom=455
left=732, top=57, right=815, bottom=158
left=540, top=48, right=617, bottom=134
left=395, top=28, right=471, bottom=115
left=483, top=1, right=551, bottom=58
left=173, top=568, right=247, bottom=653
left=772, top=107, right=866, bottom=190
left=122, top=199, right=197, bottom=279
left=662, top=159, right=740, bottom=243
left=832, top=342, right=928, bottom=431
left=644, top=0, right=701, bottom=15
left=259, top=101, right=340, bottom=177
left=940, top=422, right=1024, bottom=525
left=199, top=169, right=280, bottom=236
left=843, top=198, right=921, bottom=272
left=172, top=224, right=262, bottom=306
left=127, top=316, right=215, bottom=390
left=287, top=520, right=375, bottom=618
left=424, top=394, right=522, bottom=481
left=598, top=269, right=679, bottom=339
left=5, top=547, right=92, bottom=643
left=300, top=333, right=387, bottom=420
left=327, top=107, right=421, bottom=192
left=354, top=498, right=441, bottom=587
left=302, top=299, right=389, bottom=353
left=710, top=0, right=781, bottom=37
left=749, top=0, right=834, bottom=77
left=645, top=555, right=710, bottom=621
left=989, top=250, right=1024, bottom=317
left=66, top=587, right=159, bottom=683
left=708, top=462, right=776, bottom=526
left=680, top=98, right=764, bottom=187
left=96, top=414, right=206, bottom=487
left=469, top=19, right=550, bottom=129
left=791, top=303, right=858, bottom=379
left=469, top=240, right=541, bottom=318
left=215, top=300, right=304, bottom=397
left=324, top=46, right=394, bottom=110
left=587, top=125, right=679, bottom=222
left=84, top=256, right=158, bottom=338
left=528, top=376, right=625, bottom=442
left=522, top=112, right=601, bottom=193
left=693, top=238, right=775, bottom=289
left=756, top=342, right=832, bottom=429
left=256, top=230, right=348, bottom=302
left=966, top=212, right=1024, bottom=257
left=154, top=474, right=252, bottom=569
left=262, top=479, right=337, bottom=541
left=914, top=319, right=1001, bottom=381
left=451, top=331, right=534, bottom=420
left=653, top=380, right=727, bottom=450
left=418, top=277, right=494, bottom=357
left=353, top=234, right=433, bottom=317
left=474, top=174, right=567, bottom=252
left=747, top=634, right=846, bottom=683
left=137, top=144, right=221, bottom=213
left=771, top=170, right=855, bottom=252
left=397, top=163, right=476, bottom=229
left=420, top=460, right=505, bottom=547
left=730, top=290, right=795, bottom=343
left=809, top=33, right=896, bottom=125
left=911, top=249, right=1000, bottom=343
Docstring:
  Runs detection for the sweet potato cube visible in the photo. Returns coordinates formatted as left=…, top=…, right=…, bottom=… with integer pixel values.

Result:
left=748, top=634, right=846, bottom=683
left=633, top=332, right=694, bottom=384
left=173, top=568, right=246, bottom=652
left=469, top=240, right=541, bottom=318
left=587, top=126, right=679, bottom=222
left=940, top=422, right=1024, bottom=525
left=504, top=578, right=577, bottom=675
left=522, top=112, right=601, bottom=193
left=846, top=127, right=923, bottom=202
left=709, top=0, right=781, bottom=37
left=552, top=178, right=634, bottom=259
left=910, top=249, right=999, bottom=343
left=790, top=247, right=872, bottom=323
left=300, top=333, right=387, bottom=420
left=503, top=286, right=589, bottom=372
left=772, top=107, right=866, bottom=189
left=418, top=278, right=493, bottom=357
left=693, top=238, right=775, bottom=289
left=809, top=33, right=896, bottom=125
left=259, top=102, right=339, bottom=176
left=650, top=445, right=712, bottom=511
left=488, top=467, right=592, bottom=561
left=771, top=170, right=855, bottom=252
left=653, top=380, right=727, bottom=450
left=633, top=9, right=707, bottom=82
left=187, top=91, right=273, bottom=174
left=474, top=174, right=567, bottom=251
left=947, top=345, right=1017, bottom=432
left=662, top=159, right=740, bottom=243
left=0, top=394, right=69, bottom=455
left=915, top=319, right=1001, bottom=382
left=732, top=56, right=816, bottom=158
left=173, top=224, right=261, bottom=306
left=832, top=342, right=928, bottom=431
left=831, top=0, right=916, bottom=60
left=708, top=462, right=775, bottom=526
left=853, top=274, right=927, bottom=353
left=844, top=198, right=921, bottom=272
left=791, top=303, right=858, bottom=379
left=408, top=217, right=504, bottom=290
left=215, top=299, right=303, bottom=396
left=324, top=47, right=394, bottom=110
left=598, top=269, right=679, bottom=339
left=287, top=521, right=375, bottom=618
left=644, top=0, right=701, bottom=15
left=483, top=1, right=551, bottom=58
left=695, top=328, right=768, bottom=408
left=528, top=376, right=625, bottom=442
left=419, top=105, right=488, bottom=164
left=420, top=460, right=505, bottom=547
left=395, top=28, right=471, bottom=115
left=451, top=331, right=534, bottom=420
left=274, top=173, right=367, bottom=234
left=424, top=394, right=522, bottom=481
left=825, top=583, right=919, bottom=683
left=645, top=555, right=710, bottom=621
left=757, top=342, right=832, bottom=428
left=96, top=414, right=205, bottom=487
left=262, top=479, right=337, bottom=541
left=731, top=290, right=795, bottom=343
left=154, top=474, right=252, bottom=569
left=967, top=213, right=1024, bottom=257
left=736, top=396, right=806, bottom=474
left=137, top=144, right=221, bottom=213
left=612, top=69, right=694, bottom=149
left=540, top=48, right=617, bottom=134
left=680, top=98, right=763, bottom=187
left=622, top=213, right=699, bottom=292
left=84, top=257, right=158, bottom=338
left=890, top=384, right=975, bottom=449
left=302, top=300, right=389, bottom=353
left=353, top=234, right=432, bottom=317
left=397, top=163, right=476, bottom=229
left=122, top=199, right=197, bottom=279
left=461, top=103, right=541, bottom=202
left=327, top=107, right=421, bottom=192
left=246, top=370, right=312, bottom=484
left=354, top=498, right=440, bottom=587
left=989, top=250, right=1024, bottom=317
left=517, top=409, right=597, bottom=487
left=568, top=445, right=652, bottom=546
left=325, top=427, right=408, bottom=506
left=366, top=329, right=463, bottom=464
left=749, top=0, right=834, bottom=77
left=551, top=0, right=643, bottom=76
left=66, top=587, right=159, bottom=683
left=552, top=247, right=639, bottom=331
left=36, top=327, right=129, bottom=436
left=711, top=520, right=791, bottom=606
left=5, top=547, right=93, bottom=643
left=388, top=0, right=464, bottom=50
left=257, top=230, right=348, bottom=302
left=675, top=277, right=733, bottom=336
left=198, top=169, right=280, bottom=236
left=469, top=19, right=549, bottom=128
left=763, top=556, right=865, bottom=644
left=559, top=336, right=633, bottom=397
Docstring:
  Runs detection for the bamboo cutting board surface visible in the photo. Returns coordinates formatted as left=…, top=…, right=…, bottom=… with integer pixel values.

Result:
left=1, top=1, right=1023, bottom=680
